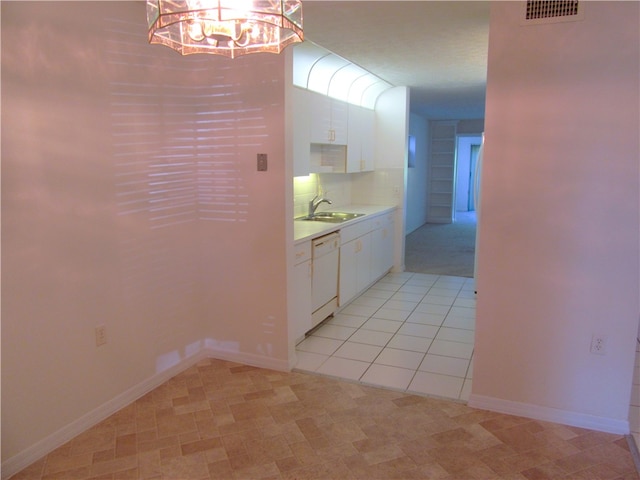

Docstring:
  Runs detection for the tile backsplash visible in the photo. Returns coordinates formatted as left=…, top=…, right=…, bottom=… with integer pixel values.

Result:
left=293, top=169, right=404, bottom=218
left=293, top=173, right=352, bottom=217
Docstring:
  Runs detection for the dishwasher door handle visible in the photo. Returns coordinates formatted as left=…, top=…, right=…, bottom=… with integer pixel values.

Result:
left=312, top=232, right=340, bottom=258
left=314, top=239, right=339, bottom=248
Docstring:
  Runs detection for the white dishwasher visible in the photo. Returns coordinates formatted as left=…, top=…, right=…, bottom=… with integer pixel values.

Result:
left=311, top=231, right=340, bottom=328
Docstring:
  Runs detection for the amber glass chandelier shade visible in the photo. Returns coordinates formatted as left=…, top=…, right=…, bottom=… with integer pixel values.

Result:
left=147, top=0, right=303, bottom=57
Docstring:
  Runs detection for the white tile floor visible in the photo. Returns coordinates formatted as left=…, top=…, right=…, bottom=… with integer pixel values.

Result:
left=294, top=272, right=476, bottom=402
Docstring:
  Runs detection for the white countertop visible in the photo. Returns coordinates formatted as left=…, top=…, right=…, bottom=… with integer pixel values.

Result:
left=294, top=205, right=396, bottom=243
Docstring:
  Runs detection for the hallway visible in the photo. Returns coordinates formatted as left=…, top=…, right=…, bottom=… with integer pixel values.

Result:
left=404, top=211, right=477, bottom=277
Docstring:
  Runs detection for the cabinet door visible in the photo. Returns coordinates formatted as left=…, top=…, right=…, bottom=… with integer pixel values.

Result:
left=309, top=91, right=332, bottom=143
left=370, top=213, right=394, bottom=280
left=339, top=239, right=358, bottom=306
left=309, top=91, right=348, bottom=145
left=330, top=99, right=348, bottom=145
left=347, top=105, right=375, bottom=172
left=382, top=221, right=394, bottom=274
left=292, top=87, right=311, bottom=176
left=292, top=259, right=312, bottom=342
left=359, top=108, right=375, bottom=171
left=340, top=234, right=373, bottom=306
left=356, top=233, right=372, bottom=293
left=371, top=220, right=394, bottom=281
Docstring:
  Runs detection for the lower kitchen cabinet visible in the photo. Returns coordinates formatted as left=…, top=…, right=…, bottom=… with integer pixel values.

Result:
left=339, top=233, right=371, bottom=306
left=338, top=211, right=394, bottom=307
left=291, top=241, right=312, bottom=343
left=371, top=213, right=395, bottom=280
left=292, top=209, right=396, bottom=341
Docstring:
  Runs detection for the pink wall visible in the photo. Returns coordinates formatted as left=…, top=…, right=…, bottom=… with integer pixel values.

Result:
left=2, top=2, right=288, bottom=462
left=472, top=2, right=639, bottom=430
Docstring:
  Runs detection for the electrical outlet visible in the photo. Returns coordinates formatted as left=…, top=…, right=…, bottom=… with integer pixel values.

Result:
left=590, top=334, right=607, bottom=355
left=95, top=325, right=107, bottom=347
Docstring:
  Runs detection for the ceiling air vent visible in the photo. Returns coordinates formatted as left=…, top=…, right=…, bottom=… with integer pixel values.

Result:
left=522, top=0, right=584, bottom=25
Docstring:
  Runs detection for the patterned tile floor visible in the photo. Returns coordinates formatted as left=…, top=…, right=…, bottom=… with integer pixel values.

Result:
left=11, top=358, right=639, bottom=480
left=295, top=272, right=475, bottom=401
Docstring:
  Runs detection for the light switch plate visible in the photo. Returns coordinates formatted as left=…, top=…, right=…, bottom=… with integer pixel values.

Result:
left=95, top=325, right=107, bottom=346
left=257, top=153, right=268, bottom=171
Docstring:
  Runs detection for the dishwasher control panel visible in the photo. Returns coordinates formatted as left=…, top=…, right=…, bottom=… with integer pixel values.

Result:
left=312, top=231, right=340, bottom=258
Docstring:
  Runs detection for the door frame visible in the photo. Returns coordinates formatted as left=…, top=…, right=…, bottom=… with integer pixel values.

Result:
left=455, top=134, right=483, bottom=216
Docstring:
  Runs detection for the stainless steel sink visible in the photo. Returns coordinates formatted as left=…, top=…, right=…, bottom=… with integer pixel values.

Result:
left=296, top=212, right=365, bottom=223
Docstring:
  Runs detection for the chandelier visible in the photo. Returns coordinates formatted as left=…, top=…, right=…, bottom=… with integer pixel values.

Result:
left=147, top=0, right=303, bottom=58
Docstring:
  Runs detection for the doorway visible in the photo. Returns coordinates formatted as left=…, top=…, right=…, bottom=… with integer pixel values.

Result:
left=455, top=135, right=483, bottom=217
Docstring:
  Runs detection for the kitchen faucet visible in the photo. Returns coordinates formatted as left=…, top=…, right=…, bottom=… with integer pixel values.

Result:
left=308, top=194, right=332, bottom=217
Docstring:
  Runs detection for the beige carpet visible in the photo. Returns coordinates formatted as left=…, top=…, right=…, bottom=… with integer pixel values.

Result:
left=404, top=211, right=477, bottom=278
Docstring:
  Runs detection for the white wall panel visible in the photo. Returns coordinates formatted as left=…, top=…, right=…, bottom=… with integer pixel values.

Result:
left=471, top=1, right=639, bottom=430
left=1, top=1, right=288, bottom=465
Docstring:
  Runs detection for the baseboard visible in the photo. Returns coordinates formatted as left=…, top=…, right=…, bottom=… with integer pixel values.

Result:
left=468, top=394, right=630, bottom=435
left=1, top=347, right=210, bottom=479
left=628, top=434, right=640, bottom=474
left=204, top=339, right=291, bottom=372
left=2, top=345, right=290, bottom=479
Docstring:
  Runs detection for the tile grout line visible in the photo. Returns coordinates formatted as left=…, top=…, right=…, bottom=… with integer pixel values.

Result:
left=413, top=276, right=473, bottom=397
left=296, top=272, right=476, bottom=400
left=362, top=272, right=460, bottom=393
left=351, top=272, right=412, bottom=383
left=405, top=273, right=447, bottom=392
left=358, top=272, right=424, bottom=385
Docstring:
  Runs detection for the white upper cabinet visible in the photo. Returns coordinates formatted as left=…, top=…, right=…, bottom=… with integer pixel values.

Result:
left=347, top=105, right=375, bottom=172
left=290, top=84, right=378, bottom=176
left=309, top=91, right=348, bottom=145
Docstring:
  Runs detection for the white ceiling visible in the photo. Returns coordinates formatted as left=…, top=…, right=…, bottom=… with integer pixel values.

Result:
left=302, top=1, right=490, bottom=119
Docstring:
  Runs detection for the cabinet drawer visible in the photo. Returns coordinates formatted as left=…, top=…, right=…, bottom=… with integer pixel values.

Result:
left=371, top=211, right=394, bottom=230
left=293, top=241, right=312, bottom=264
left=340, top=219, right=373, bottom=244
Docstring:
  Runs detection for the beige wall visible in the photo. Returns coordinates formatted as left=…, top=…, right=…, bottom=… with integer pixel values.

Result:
left=472, top=1, right=639, bottom=431
left=2, top=1, right=288, bottom=463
